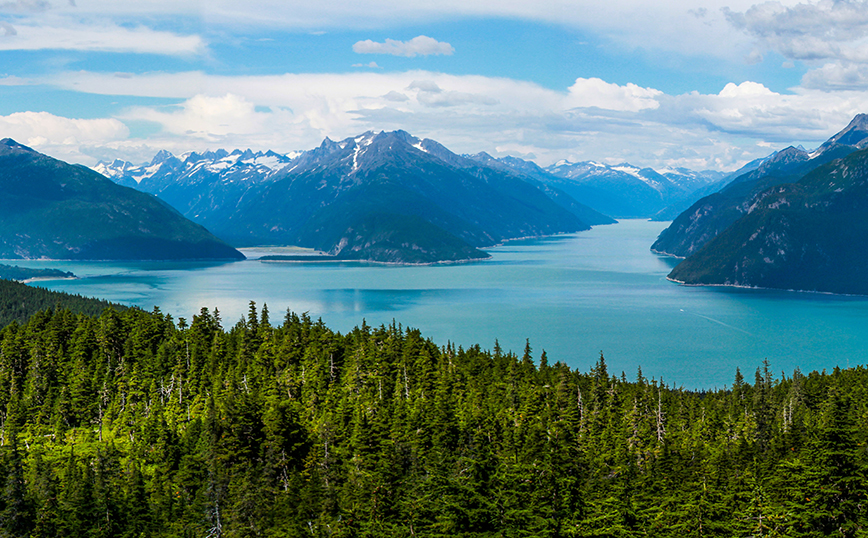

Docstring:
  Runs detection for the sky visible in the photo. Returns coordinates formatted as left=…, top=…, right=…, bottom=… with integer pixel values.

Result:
left=2, top=0, right=868, bottom=171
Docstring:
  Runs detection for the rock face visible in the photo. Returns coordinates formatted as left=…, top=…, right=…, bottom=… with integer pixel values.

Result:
left=652, top=115, right=868, bottom=258
left=99, top=130, right=615, bottom=264
left=0, top=139, right=244, bottom=260
left=668, top=145, right=868, bottom=295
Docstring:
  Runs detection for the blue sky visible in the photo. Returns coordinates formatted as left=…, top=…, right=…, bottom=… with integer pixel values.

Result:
left=2, top=0, right=868, bottom=171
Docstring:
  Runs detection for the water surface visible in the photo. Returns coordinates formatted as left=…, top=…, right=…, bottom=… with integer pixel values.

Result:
left=12, top=220, right=868, bottom=388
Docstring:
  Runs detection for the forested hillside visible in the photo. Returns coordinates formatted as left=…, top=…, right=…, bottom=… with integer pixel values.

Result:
left=0, top=279, right=123, bottom=327
left=0, top=265, right=74, bottom=282
left=0, top=304, right=865, bottom=537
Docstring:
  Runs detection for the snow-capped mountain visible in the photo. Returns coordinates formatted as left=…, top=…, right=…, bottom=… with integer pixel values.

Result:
left=94, top=148, right=299, bottom=227
left=95, top=148, right=297, bottom=187
left=540, top=160, right=720, bottom=218
left=466, top=154, right=722, bottom=219
left=94, top=131, right=614, bottom=263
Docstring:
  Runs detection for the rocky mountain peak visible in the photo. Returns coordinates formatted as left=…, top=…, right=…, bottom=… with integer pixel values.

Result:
left=827, top=113, right=868, bottom=149
left=0, top=138, right=37, bottom=156
left=756, top=146, right=809, bottom=174
left=149, top=149, right=176, bottom=166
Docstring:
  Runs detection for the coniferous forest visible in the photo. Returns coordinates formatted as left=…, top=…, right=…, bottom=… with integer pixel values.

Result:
left=0, top=302, right=866, bottom=537
left=0, top=279, right=124, bottom=328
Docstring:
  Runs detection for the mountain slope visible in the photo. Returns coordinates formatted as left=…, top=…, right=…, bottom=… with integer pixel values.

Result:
left=0, top=139, right=244, bottom=260
left=102, top=131, right=608, bottom=263
left=463, top=152, right=616, bottom=226
left=221, top=131, right=594, bottom=261
left=537, top=160, right=720, bottom=218
left=652, top=115, right=868, bottom=258
left=668, top=146, right=868, bottom=294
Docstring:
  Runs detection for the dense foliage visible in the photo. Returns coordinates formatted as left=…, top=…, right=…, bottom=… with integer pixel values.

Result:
left=668, top=145, right=868, bottom=295
left=0, top=303, right=866, bottom=537
left=0, top=279, right=122, bottom=327
left=0, top=264, right=74, bottom=282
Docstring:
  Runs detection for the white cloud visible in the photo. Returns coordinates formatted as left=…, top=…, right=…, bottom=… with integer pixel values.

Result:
left=0, top=111, right=128, bottom=163
left=0, top=19, right=205, bottom=55
left=566, top=78, right=662, bottom=112
left=383, top=90, right=409, bottom=101
left=0, top=0, right=51, bottom=12
left=718, top=80, right=778, bottom=98
left=0, top=0, right=769, bottom=65
left=353, top=35, right=454, bottom=57
left=406, top=79, right=496, bottom=107
left=802, top=61, right=868, bottom=90
left=124, top=94, right=281, bottom=141
left=14, top=0, right=746, bottom=66
left=26, top=69, right=868, bottom=171
left=0, top=74, right=28, bottom=85
left=352, top=61, right=381, bottom=68
left=724, top=0, right=868, bottom=63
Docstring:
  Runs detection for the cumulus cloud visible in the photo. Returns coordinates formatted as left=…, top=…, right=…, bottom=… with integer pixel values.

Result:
left=353, top=35, right=454, bottom=57
left=566, top=78, right=662, bottom=112
left=0, top=111, right=128, bottom=163
left=802, top=61, right=868, bottom=90
left=724, top=0, right=868, bottom=63
left=124, top=94, right=278, bottom=141
left=33, top=69, right=868, bottom=171
left=404, top=79, right=497, bottom=107
left=382, top=90, right=409, bottom=102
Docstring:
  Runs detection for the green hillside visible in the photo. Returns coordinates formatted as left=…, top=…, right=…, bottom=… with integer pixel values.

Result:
left=669, top=146, right=868, bottom=295
left=0, top=303, right=865, bottom=536
left=652, top=113, right=868, bottom=259
left=0, top=278, right=124, bottom=326
left=0, top=139, right=244, bottom=261
left=0, top=264, right=74, bottom=281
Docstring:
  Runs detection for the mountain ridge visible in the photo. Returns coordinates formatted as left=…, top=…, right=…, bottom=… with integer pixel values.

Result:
left=0, top=138, right=244, bottom=261
left=651, top=116, right=868, bottom=259
left=667, top=144, right=868, bottom=294
left=97, top=130, right=615, bottom=264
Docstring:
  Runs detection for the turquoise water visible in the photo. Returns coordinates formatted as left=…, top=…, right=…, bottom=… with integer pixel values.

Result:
left=12, top=220, right=868, bottom=388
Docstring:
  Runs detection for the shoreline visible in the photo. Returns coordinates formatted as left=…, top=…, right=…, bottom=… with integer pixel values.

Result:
left=261, top=254, right=493, bottom=267
left=650, top=248, right=686, bottom=259
left=19, top=276, right=79, bottom=284
left=666, top=276, right=868, bottom=298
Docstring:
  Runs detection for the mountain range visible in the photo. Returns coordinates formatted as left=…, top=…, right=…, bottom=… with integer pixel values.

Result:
left=652, top=115, right=868, bottom=259
left=661, top=114, right=868, bottom=294
left=537, top=160, right=725, bottom=218
left=97, top=130, right=742, bottom=263
left=97, top=130, right=616, bottom=264
left=0, top=139, right=244, bottom=261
